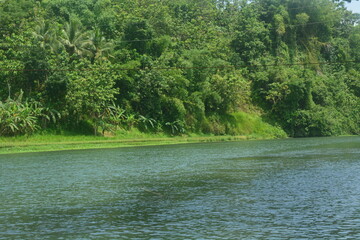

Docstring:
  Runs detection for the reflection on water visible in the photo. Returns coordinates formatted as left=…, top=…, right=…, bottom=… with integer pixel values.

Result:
left=1, top=137, right=360, bottom=239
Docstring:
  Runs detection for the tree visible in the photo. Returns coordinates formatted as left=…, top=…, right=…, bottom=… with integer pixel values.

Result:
left=230, top=3, right=271, bottom=64
left=32, top=20, right=61, bottom=53
left=1, top=0, right=359, bottom=137
left=0, top=0, right=36, bottom=36
left=65, top=60, right=119, bottom=135
left=59, top=18, right=92, bottom=59
left=89, top=28, right=114, bottom=63
left=123, top=18, right=154, bottom=55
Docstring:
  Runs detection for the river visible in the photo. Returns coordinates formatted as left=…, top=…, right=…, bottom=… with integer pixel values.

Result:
left=1, top=136, right=360, bottom=239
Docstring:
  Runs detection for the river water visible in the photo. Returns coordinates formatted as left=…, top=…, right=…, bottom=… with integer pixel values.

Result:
left=1, top=136, right=360, bottom=239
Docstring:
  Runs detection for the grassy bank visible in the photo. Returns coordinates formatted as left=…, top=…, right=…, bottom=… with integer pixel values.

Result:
left=0, top=112, right=287, bottom=155
left=0, top=134, right=247, bottom=155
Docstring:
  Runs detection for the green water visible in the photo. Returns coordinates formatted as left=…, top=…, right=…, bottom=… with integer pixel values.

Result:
left=1, top=137, right=360, bottom=239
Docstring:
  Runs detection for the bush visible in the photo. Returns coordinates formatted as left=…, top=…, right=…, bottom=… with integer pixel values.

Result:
left=290, top=107, right=345, bottom=137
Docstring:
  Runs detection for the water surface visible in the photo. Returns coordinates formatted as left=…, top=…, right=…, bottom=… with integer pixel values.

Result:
left=1, top=137, right=360, bottom=239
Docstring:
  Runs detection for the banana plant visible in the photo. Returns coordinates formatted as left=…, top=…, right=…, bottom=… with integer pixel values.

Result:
left=0, top=91, right=61, bottom=136
left=138, top=115, right=157, bottom=131
left=165, top=120, right=185, bottom=135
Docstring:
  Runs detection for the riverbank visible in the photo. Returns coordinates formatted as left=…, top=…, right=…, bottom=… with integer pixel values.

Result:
left=0, top=130, right=281, bottom=155
left=0, top=112, right=288, bottom=154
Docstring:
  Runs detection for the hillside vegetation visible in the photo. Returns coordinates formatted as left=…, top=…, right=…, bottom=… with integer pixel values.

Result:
left=1, top=0, right=359, bottom=138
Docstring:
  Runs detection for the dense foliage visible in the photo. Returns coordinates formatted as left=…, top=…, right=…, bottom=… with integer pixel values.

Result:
left=0, top=0, right=359, bottom=137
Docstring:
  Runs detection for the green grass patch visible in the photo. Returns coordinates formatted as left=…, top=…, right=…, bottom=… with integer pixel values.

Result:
left=229, top=112, right=287, bottom=138
left=0, top=134, right=252, bottom=155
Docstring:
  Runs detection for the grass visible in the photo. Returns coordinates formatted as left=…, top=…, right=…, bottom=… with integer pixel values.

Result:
left=229, top=112, right=287, bottom=138
left=0, top=133, right=254, bottom=155
left=0, top=112, right=288, bottom=155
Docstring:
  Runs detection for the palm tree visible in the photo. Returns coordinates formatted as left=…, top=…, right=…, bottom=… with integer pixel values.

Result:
left=32, top=20, right=61, bottom=52
left=59, top=18, right=93, bottom=58
left=89, top=28, right=114, bottom=63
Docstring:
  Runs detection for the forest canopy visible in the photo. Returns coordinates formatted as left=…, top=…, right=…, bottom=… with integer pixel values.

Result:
left=0, top=0, right=359, bottom=137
